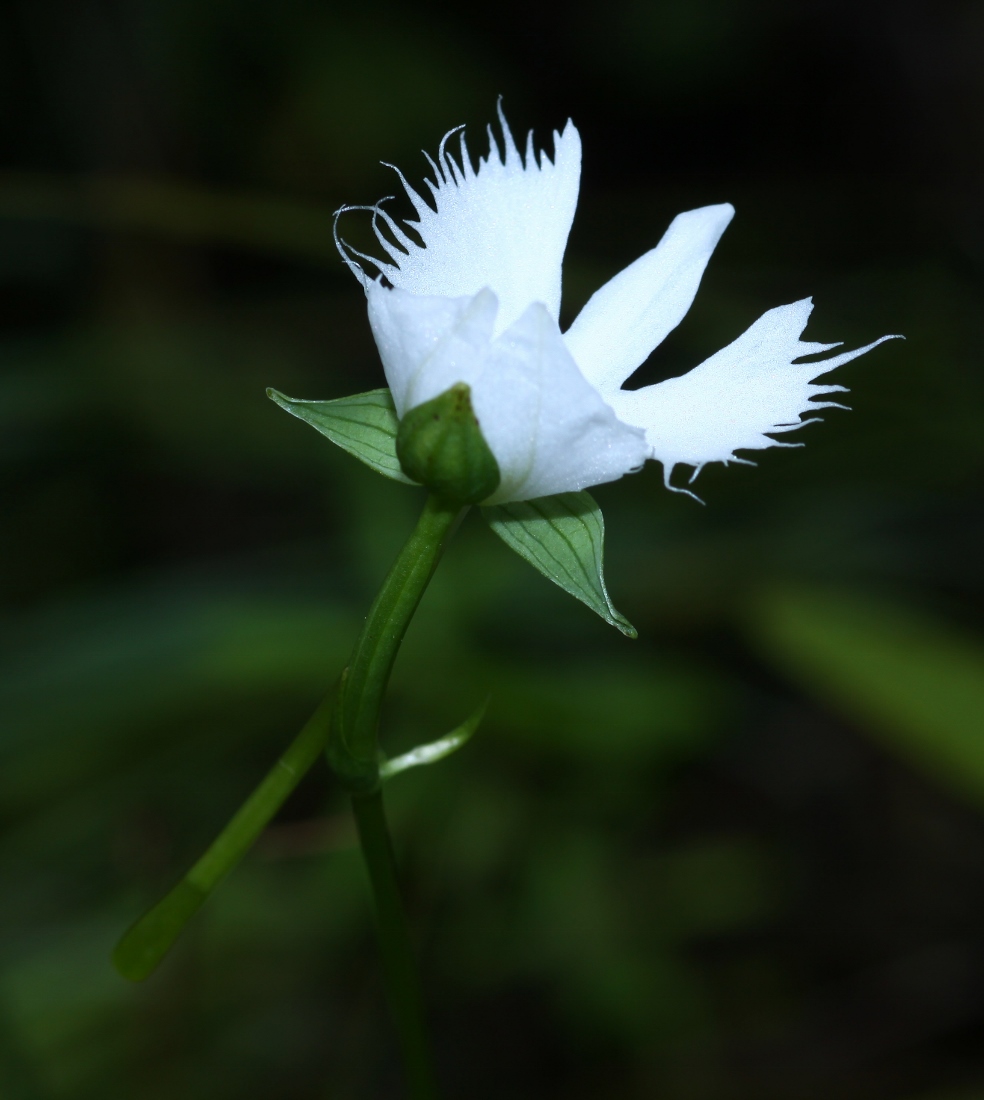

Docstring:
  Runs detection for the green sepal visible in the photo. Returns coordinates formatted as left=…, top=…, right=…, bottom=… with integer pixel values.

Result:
left=483, top=491, right=637, bottom=638
left=379, top=700, right=487, bottom=781
left=396, top=383, right=500, bottom=505
left=267, top=387, right=415, bottom=484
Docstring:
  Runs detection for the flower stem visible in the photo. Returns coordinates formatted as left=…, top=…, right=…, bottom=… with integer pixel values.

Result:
left=329, top=493, right=464, bottom=791
left=329, top=493, right=464, bottom=1098
left=116, top=491, right=463, bottom=1091
left=352, top=789, right=438, bottom=1100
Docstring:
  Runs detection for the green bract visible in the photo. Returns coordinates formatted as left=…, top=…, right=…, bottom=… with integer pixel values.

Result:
left=483, top=492, right=636, bottom=638
left=395, top=383, right=500, bottom=505
left=266, top=387, right=414, bottom=484
left=269, top=386, right=632, bottom=635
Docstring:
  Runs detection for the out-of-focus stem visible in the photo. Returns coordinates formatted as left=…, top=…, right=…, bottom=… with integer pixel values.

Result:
left=113, top=690, right=334, bottom=981
left=353, top=789, right=439, bottom=1100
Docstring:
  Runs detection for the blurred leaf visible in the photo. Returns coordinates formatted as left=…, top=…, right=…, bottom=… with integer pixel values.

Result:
left=0, top=918, right=131, bottom=1096
left=517, top=830, right=708, bottom=1041
left=747, top=587, right=984, bottom=805
left=483, top=492, right=636, bottom=638
left=486, top=658, right=729, bottom=764
left=652, top=837, right=781, bottom=937
left=267, top=387, right=414, bottom=484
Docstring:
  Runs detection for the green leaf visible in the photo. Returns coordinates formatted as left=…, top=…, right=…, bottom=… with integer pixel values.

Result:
left=379, top=700, right=487, bottom=781
left=482, top=491, right=636, bottom=638
left=746, top=586, right=984, bottom=806
left=266, top=387, right=415, bottom=484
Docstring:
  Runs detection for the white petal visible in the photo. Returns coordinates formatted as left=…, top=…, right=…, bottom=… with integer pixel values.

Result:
left=564, top=204, right=735, bottom=394
left=367, top=281, right=498, bottom=416
left=473, top=304, right=649, bottom=504
left=605, top=298, right=902, bottom=487
left=358, top=105, right=582, bottom=338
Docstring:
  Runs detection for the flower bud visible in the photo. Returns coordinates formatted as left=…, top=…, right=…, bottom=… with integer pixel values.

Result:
left=396, top=383, right=501, bottom=504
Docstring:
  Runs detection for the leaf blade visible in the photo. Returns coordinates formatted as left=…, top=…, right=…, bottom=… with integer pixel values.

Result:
left=483, top=491, right=636, bottom=637
left=267, top=387, right=415, bottom=483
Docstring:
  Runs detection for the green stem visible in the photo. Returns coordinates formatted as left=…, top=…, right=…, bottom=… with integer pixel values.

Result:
left=116, top=491, right=463, bottom=1097
left=185, top=693, right=334, bottom=894
left=329, top=494, right=464, bottom=791
left=329, top=493, right=463, bottom=1100
left=353, top=789, right=438, bottom=1100
left=113, top=690, right=334, bottom=981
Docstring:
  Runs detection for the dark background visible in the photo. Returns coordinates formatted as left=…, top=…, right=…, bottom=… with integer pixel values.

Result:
left=2, top=1, right=984, bottom=1097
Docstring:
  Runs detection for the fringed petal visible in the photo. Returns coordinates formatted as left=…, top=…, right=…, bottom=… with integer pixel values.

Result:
left=565, top=204, right=734, bottom=393
left=604, top=298, right=902, bottom=486
left=348, top=106, right=904, bottom=508
left=343, top=107, right=582, bottom=338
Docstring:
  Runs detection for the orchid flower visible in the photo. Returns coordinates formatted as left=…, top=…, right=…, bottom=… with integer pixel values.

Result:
left=128, top=111, right=902, bottom=1041
left=335, top=105, right=899, bottom=505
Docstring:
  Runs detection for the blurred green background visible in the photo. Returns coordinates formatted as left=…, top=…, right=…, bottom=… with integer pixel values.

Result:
left=2, top=0, right=984, bottom=1097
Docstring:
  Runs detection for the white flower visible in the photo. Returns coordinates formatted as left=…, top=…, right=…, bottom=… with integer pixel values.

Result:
left=336, top=105, right=900, bottom=505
